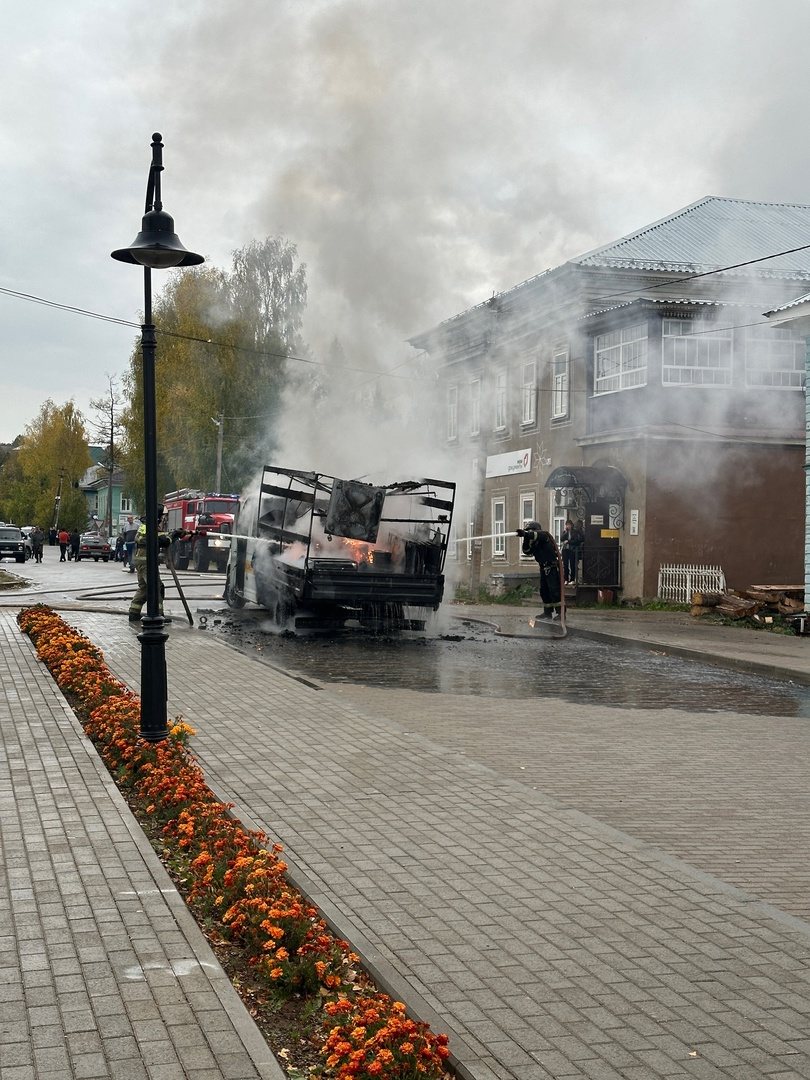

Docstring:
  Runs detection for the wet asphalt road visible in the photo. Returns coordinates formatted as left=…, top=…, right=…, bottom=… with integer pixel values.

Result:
left=6, top=554, right=810, bottom=717
left=202, top=605, right=810, bottom=717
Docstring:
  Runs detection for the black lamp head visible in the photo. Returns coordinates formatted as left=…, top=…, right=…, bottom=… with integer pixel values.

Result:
left=111, top=208, right=204, bottom=269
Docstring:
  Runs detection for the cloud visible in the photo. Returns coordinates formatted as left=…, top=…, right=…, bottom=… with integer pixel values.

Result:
left=2, top=0, right=810, bottom=451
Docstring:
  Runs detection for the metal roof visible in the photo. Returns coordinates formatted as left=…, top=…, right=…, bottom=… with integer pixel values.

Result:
left=575, top=196, right=810, bottom=277
left=581, top=296, right=731, bottom=319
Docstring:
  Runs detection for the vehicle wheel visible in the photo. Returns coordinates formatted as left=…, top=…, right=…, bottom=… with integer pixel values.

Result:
left=193, top=544, right=210, bottom=573
left=93, top=556, right=99, bottom=562
left=176, top=554, right=189, bottom=571
left=102, top=557, right=109, bottom=562
left=272, top=596, right=293, bottom=626
left=224, top=579, right=246, bottom=608
left=15, top=555, right=24, bottom=563
left=216, top=556, right=228, bottom=573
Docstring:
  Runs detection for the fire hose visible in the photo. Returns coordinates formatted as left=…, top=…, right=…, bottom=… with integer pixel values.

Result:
left=165, top=547, right=195, bottom=626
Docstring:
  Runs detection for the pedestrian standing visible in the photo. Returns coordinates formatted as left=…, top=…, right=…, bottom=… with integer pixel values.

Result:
left=48, top=527, right=57, bottom=546
left=69, top=530, right=81, bottom=562
left=57, top=528, right=69, bottom=562
left=31, top=526, right=45, bottom=563
left=122, top=515, right=138, bottom=573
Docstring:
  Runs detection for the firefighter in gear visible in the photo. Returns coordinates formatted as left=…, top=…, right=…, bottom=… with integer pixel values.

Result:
left=128, top=516, right=190, bottom=622
left=516, top=521, right=562, bottom=620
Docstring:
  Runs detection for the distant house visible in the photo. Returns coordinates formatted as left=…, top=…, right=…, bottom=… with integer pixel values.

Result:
left=410, top=197, right=810, bottom=599
left=79, top=447, right=137, bottom=535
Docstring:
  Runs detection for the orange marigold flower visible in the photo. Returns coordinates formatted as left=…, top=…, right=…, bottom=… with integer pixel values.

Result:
left=268, top=967, right=284, bottom=979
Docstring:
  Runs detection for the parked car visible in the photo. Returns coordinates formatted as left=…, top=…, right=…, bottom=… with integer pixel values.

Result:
left=76, top=533, right=112, bottom=562
left=0, top=526, right=28, bottom=563
left=20, top=526, right=34, bottom=559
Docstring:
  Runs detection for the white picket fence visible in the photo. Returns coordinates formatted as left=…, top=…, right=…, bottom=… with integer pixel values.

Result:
left=657, top=563, right=726, bottom=604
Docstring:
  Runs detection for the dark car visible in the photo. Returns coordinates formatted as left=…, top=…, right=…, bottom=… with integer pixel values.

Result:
left=76, top=533, right=112, bottom=562
left=0, top=526, right=28, bottom=563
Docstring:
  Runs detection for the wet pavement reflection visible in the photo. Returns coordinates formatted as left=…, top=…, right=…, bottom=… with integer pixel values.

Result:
left=207, top=609, right=810, bottom=716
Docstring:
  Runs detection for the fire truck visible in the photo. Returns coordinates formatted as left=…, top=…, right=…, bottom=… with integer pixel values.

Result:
left=224, top=465, right=456, bottom=631
left=162, top=489, right=240, bottom=572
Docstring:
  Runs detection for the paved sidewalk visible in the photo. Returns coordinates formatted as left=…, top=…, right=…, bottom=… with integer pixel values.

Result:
left=46, top=608, right=810, bottom=1080
left=0, top=613, right=281, bottom=1080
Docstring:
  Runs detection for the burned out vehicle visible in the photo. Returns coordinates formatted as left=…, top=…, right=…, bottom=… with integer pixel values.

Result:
left=224, top=466, right=456, bottom=631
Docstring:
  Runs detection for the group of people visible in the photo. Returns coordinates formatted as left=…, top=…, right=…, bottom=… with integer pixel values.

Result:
left=518, top=517, right=585, bottom=621
left=56, top=528, right=81, bottom=562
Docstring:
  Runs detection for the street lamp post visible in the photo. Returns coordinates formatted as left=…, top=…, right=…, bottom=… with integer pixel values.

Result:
left=112, top=133, right=203, bottom=741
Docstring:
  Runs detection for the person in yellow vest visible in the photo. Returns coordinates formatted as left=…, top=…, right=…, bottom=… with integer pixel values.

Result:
left=128, top=516, right=191, bottom=622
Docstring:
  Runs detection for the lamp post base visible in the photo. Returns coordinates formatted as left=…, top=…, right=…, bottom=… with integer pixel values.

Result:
left=138, top=614, right=170, bottom=741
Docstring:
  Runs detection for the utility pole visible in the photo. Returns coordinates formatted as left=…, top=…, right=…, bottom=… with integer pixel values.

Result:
left=52, top=469, right=65, bottom=530
left=212, top=413, right=224, bottom=490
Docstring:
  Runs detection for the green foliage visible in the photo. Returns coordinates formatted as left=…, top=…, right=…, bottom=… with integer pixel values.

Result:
left=453, top=582, right=536, bottom=605
left=0, top=400, right=91, bottom=529
left=121, top=237, right=307, bottom=503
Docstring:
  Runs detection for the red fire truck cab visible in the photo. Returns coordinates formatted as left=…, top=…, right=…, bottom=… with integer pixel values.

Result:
left=162, top=489, right=240, bottom=572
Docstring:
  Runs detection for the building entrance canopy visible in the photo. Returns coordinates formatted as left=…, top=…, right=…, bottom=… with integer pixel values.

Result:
left=544, top=465, right=627, bottom=505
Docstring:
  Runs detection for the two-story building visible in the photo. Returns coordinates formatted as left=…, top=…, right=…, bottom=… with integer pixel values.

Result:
left=410, top=196, right=810, bottom=599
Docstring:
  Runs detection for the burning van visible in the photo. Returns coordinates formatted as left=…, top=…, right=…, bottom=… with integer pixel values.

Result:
left=225, top=466, right=456, bottom=630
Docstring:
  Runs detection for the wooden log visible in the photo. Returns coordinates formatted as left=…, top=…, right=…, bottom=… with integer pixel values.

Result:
left=744, top=588, right=785, bottom=604
left=717, top=598, right=761, bottom=619
left=691, top=591, right=721, bottom=607
left=778, top=598, right=805, bottom=615
left=690, top=604, right=713, bottom=617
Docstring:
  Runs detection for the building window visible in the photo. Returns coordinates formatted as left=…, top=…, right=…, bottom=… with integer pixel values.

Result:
left=494, top=370, right=508, bottom=431
left=594, top=322, right=647, bottom=394
left=662, top=318, right=732, bottom=386
left=469, top=378, right=481, bottom=435
left=551, top=497, right=566, bottom=544
left=745, top=324, right=806, bottom=388
left=447, top=385, right=458, bottom=441
left=120, top=496, right=132, bottom=512
left=519, top=493, right=535, bottom=559
left=521, top=361, right=536, bottom=425
left=551, top=347, right=570, bottom=419
left=492, top=497, right=506, bottom=558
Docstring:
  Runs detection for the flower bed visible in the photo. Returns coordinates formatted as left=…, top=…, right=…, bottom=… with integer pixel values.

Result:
left=17, top=605, right=451, bottom=1079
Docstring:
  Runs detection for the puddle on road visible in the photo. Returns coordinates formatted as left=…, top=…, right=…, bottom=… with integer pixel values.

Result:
left=208, top=610, right=810, bottom=716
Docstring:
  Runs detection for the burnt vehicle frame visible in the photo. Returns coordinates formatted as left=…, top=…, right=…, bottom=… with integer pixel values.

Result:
left=225, top=466, right=456, bottom=631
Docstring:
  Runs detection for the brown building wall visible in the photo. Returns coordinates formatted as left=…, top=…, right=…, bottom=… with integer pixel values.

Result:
left=642, top=441, right=804, bottom=595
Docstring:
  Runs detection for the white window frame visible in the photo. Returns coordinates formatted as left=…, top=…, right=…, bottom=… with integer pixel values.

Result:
left=594, top=322, right=648, bottom=394
left=662, top=318, right=732, bottom=387
left=466, top=513, right=475, bottom=561
left=550, top=496, right=567, bottom=545
left=519, top=492, right=536, bottom=560
left=521, top=361, right=537, bottom=426
left=494, top=369, right=508, bottom=431
left=744, top=324, right=806, bottom=389
left=491, top=497, right=506, bottom=558
left=469, top=377, right=481, bottom=435
left=551, top=346, right=570, bottom=419
left=120, top=496, right=132, bottom=513
left=447, top=385, right=458, bottom=441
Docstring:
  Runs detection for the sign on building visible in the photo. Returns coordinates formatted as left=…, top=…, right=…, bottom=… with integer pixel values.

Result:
left=485, top=448, right=532, bottom=478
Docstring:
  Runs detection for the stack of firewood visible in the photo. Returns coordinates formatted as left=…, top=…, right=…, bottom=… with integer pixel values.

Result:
left=690, top=585, right=804, bottom=621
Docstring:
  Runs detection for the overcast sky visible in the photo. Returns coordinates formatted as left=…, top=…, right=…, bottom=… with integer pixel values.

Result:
left=4, top=0, right=810, bottom=445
